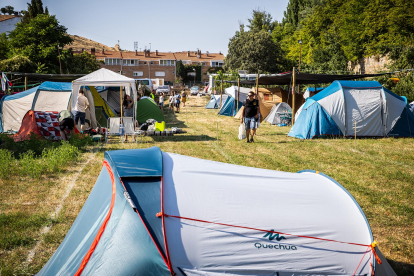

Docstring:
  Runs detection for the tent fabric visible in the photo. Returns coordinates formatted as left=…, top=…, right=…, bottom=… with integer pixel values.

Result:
left=205, top=95, right=220, bottom=109
left=304, top=87, right=324, bottom=99
left=0, top=82, right=98, bottom=133
left=289, top=81, right=414, bottom=138
left=218, top=86, right=250, bottom=116
left=135, top=97, right=165, bottom=124
left=99, top=88, right=121, bottom=114
left=88, top=86, right=115, bottom=127
left=13, top=110, right=80, bottom=142
left=264, top=102, right=292, bottom=125
left=38, top=147, right=397, bottom=276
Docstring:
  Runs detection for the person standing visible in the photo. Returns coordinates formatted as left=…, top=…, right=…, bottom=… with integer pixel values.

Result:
left=174, top=91, right=181, bottom=113
left=58, top=110, right=75, bottom=141
left=74, top=89, right=89, bottom=133
left=181, top=90, right=187, bottom=107
left=158, top=92, right=164, bottom=113
left=123, top=94, right=134, bottom=117
left=239, top=91, right=260, bottom=143
left=169, top=93, right=175, bottom=112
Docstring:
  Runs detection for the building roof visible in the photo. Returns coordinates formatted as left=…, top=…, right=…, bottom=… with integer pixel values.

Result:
left=79, top=49, right=225, bottom=62
left=0, top=15, right=22, bottom=22
left=173, top=51, right=225, bottom=62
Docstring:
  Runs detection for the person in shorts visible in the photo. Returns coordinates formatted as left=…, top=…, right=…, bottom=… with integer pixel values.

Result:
left=158, top=92, right=164, bottom=113
left=59, top=110, right=75, bottom=141
left=174, top=91, right=181, bottom=112
left=169, top=93, right=175, bottom=112
left=74, top=89, right=89, bottom=133
left=239, top=91, right=260, bottom=143
left=181, top=91, right=187, bottom=107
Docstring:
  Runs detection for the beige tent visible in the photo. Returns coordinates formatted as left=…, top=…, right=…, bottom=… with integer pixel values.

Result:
left=235, top=87, right=303, bottom=120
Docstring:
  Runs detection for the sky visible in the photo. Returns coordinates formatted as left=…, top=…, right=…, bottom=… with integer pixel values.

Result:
left=8, top=0, right=290, bottom=55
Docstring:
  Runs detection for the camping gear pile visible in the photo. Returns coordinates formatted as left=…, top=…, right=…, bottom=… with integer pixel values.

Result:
left=289, top=81, right=414, bottom=139
left=264, top=102, right=292, bottom=126
left=37, top=147, right=396, bottom=276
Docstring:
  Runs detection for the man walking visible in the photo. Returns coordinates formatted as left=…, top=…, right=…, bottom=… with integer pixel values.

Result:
left=74, top=89, right=89, bottom=133
left=239, top=91, right=260, bottom=143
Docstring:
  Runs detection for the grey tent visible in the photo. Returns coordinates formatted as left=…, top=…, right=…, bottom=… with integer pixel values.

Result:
left=264, top=102, right=292, bottom=125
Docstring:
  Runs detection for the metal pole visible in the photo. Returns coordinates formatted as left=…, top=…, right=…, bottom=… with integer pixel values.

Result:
left=292, top=67, right=296, bottom=124
left=237, top=76, right=240, bottom=112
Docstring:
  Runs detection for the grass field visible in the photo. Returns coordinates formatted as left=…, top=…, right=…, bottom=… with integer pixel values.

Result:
left=0, top=95, right=413, bottom=275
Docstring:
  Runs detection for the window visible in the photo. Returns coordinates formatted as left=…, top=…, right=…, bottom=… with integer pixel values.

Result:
left=155, top=71, right=165, bottom=77
left=211, top=61, right=223, bottom=67
left=160, top=60, right=175, bottom=66
left=105, top=58, right=121, bottom=65
left=133, top=71, right=143, bottom=77
left=151, top=61, right=154, bottom=65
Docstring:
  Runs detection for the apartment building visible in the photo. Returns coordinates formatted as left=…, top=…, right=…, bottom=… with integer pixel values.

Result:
left=89, top=48, right=225, bottom=85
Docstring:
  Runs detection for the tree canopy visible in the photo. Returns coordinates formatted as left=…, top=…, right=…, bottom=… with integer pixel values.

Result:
left=1, top=5, right=15, bottom=15
left=224, top=30, right=285, bottom=74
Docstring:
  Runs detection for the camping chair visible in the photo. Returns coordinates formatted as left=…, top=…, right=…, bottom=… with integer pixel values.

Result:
left=122, top=117, right=135, bottom=142
left=105, top=117, right=121, bottom=143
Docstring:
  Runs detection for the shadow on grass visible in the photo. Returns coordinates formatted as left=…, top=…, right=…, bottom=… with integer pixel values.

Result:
left=151, top=134, right=216, bottom=143
left=389, top=259, right=414, bottom=276
left=162, top=104, right=188, bottom=129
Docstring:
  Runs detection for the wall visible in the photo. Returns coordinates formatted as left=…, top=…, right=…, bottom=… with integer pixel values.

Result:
left=348, top=55, right=390, bottom=74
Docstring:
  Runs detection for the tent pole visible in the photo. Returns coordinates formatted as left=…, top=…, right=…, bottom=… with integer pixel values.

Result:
left=256, top=73, right=259, bottom=94
left=219, top=79, right=223, bottom=110
left=237, top=76, right=240, bottom=114
left=25, top=76, right=28, bottom=91
left=120, top=86, right=123, bottom=119
left=292, top=68, right=296, bottom=124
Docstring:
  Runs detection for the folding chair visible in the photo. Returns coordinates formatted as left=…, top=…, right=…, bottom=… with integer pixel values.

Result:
left=105, top=117, right=121, bottom=143
left=122, top=117, right=135, bottom=142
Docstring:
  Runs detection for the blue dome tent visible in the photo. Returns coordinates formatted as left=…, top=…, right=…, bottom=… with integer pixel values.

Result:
left=289, top=81, right=414, bottom=139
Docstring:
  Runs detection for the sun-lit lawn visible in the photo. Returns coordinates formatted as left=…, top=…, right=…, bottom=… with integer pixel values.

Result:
left=0, top=95, right=413, bottom=275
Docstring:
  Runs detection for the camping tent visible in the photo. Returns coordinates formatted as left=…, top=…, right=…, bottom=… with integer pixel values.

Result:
left=135, top=97, right=165, bottom=123
left=264, top=102, right=292, bottom=125
left=0, top=82, right=97, bottom=132
left=218, top=86, right=250, bottom=116
left=88, top=86, right=115, bottom=127
left=205, top=95, right=221, bottom=109
left=289, top=81, right=414, bottom=139
left=71, top=68, right=137, bottom=121
left=13, top=110, right=80, bottom=142
left=37, top=147, right=396, bottom=276
left=234, top=87, right=300, bottom=120
left=98, top=87, right=122, bottom=115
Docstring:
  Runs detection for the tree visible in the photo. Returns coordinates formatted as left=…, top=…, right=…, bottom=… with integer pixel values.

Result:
left=0, top=55, right=37, bottom=73
left=224, top=30, right=285, bottom=73
left=176, top=60, right=186, bottom=81
left=22, top=0, right=46, bottom=23
left=1, top=6, right=15, bottom=15
left=247, top=9, right=275, bottom=33
left=0, top=33, right=10, bottom=60
left=8, top=14, right=73, bottom=74
left=62, top=50, right=103, bottom=74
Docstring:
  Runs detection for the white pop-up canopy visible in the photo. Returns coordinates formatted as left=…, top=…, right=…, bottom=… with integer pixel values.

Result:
left=71, top=68, right=137, bottom=120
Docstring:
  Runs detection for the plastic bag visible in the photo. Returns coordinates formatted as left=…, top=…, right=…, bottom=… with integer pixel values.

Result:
left=238, top=123, right=246, bottom=140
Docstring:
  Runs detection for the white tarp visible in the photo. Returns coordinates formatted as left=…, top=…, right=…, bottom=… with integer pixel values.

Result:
left=163, top=153, right=373, bottom=276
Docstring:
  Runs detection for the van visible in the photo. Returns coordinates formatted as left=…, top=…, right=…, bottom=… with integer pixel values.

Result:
left=135, top=79, right=153, bottom=92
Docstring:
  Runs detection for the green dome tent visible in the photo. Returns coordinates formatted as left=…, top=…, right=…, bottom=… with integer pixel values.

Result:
left=136, top=97, right=165, bottom=124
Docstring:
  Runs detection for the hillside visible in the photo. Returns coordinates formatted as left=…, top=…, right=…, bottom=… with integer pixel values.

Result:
left=64, top=34, right=116, bottom=51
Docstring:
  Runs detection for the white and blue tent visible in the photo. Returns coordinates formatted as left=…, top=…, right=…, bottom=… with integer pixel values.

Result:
left=37, top=147, right=396, bottom=276
left=0, top=82, right=97, bottom=132
left=205, top=95, right=221, bottom=109
left=289, top=81, right=414, bottom=139
left=218, top=86, right=251, bottom=116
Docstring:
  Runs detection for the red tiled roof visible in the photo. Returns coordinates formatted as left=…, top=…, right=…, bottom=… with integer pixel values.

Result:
left=173, top=51, right=225, bottom=62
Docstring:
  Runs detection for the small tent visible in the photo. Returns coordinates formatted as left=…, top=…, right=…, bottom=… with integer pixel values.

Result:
left=13, top=110, right=80, bottom=141
left=205, top=95, right=220, bottom=109
left=0, top=82, right=97, bottom=132
left=37, top=147, right=396, bottom=276
left=88, top=86, right=115, bottom=127
left=218, top=86, right=250, bottom=116
left=289, top=81, right=414, bottom=139
left=264, top=102, right=292, bottom=125
left=135, top=97, right=165, bottom=123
